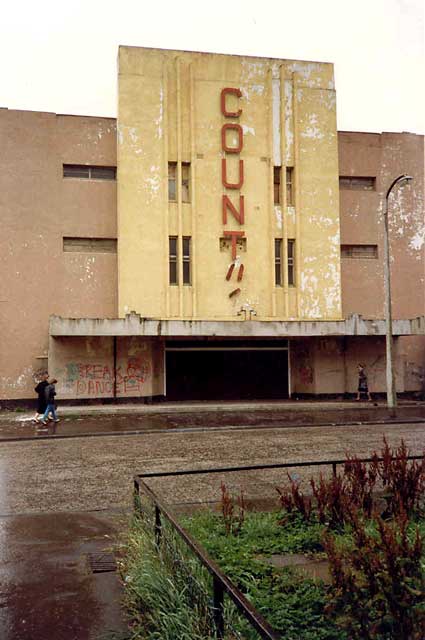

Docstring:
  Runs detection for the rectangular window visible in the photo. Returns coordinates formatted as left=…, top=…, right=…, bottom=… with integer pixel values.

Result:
left=182, top=163, right=191, bottom=203
left=63, top=237, right=117, bottom=253
left=341, top=244, right=378, bottom=259
left=274, top=239, right=282, bottom=286
left=273, top=167, right=281, bottom=205
left=182, top=236, right=191, bottom=284
left=169, top=236, right=178, bottom=284
left=286, top=167, right=294, bottom=206
left=339, top=176, right=376, bottom=190
left=288, top=239, right=295, bottom=286
left=168, top=162, right=177, bottom=201
left=63, top=164, right=116, bottom=180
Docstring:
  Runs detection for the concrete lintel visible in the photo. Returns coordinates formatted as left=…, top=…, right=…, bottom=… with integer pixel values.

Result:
left=49, top=313, right=425, bottom=338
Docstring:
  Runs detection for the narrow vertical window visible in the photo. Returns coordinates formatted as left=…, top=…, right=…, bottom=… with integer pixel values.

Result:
left=169, top=236, right=178, bottom=284
left=275, top=239, right=282, bottom=286
left=168, top=162, right=177, bottom=201
left=286, top=167, right=294, bottom=206
left=182, top=236, right=191, bottom=284
left=288, top=239, right=295, bottom=286
left=273, top=167, right=281, bottom=205
left=182, top=163, right=191, bottom=203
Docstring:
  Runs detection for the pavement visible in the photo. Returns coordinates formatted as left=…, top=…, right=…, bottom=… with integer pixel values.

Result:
left=0, top=402, right=424, bottom=639
left=2, top=399, right=425, bottom=441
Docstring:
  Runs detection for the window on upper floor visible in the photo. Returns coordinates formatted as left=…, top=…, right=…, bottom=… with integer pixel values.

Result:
left=339, top=176, right=376, bottom=191
left=63, top=165, right=116, bottom=180
left=341, top=244, right=378, bottom=259
left=274, top=167, right=281, bottom=205
left=169, top=236, right=192, bottom=285
left=182, top=236, right=191, bottom=284
left=168, top=162, right=191, bottom=203
left=63, top=237, right=117, bottom=253
left=286, top=167, right=294, bottom=206
left=274, top=239, right=282, bottom=286
left=182, top=163, right=191, bottom=203
left=169, top=236, right=178, bottom=284
left=287, top=239, right=296, bottom=286
left=168, top=162, right=177, bottom=201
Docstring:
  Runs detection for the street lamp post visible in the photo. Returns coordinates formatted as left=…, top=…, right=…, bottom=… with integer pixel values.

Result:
left=383, top=174, right=413, bottom=413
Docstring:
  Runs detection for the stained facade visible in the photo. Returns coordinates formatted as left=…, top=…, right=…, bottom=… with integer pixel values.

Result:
left=0, top=46, right=424, bottom=403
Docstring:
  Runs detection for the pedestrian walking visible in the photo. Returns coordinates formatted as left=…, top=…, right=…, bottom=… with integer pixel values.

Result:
left=41, top=378, right=60, bottom=425
left=356, top=364, right=372, bottom=401
left=32, top=371, right=50, bottom=423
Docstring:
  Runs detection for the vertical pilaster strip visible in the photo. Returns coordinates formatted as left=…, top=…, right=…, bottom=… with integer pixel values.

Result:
left=267, top=68, right=276, bottom=317
left=189, top=63, right=197, bottom=318
left=163, top=62, right=170, bottom=318
left=293, top=72, right=301, bottom=318
left=176, top=58, right=183, bottom=317
left=280, top=65, right=289, bottom=317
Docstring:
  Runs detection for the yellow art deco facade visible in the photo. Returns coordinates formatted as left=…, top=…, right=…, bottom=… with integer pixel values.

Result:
left=117, top=46, right=342, bottom=321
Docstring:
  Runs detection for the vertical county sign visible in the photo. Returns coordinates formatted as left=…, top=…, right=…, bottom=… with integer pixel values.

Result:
left=221, top=88, right=245, bottom=296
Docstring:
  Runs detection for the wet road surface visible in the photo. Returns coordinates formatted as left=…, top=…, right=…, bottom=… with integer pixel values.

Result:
left=0, top=511, right=128, bottom=640
left=0, top=413, right=424, bottom=639
left=2, top=402, right=425, bottom=441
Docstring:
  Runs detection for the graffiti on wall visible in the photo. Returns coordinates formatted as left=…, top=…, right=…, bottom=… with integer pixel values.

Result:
left=116, top=356, right=150, bottom=394
left=60, top=357, right=151, bottom=396
left=65, top=362, right=114, bottom=395
left=296, top=349, right=314, bottom=386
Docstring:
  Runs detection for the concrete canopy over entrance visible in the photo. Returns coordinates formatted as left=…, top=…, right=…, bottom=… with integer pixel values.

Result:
left=50, top=313, right=425, bottom=338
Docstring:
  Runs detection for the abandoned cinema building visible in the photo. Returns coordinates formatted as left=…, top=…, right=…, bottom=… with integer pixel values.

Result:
left=1, top=46, right=424, bottom=404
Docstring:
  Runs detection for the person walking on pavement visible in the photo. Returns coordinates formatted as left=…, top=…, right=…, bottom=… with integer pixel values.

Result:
left=32, top=371, right=50, bottom=423
left=356, top=363, right=372, bottom=401
left=41, top=378, right=60, bottom=425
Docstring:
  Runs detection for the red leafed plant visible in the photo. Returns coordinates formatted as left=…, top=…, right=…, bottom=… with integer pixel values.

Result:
left=370, top=438, right=425, bottom=518
left=276, top=474, right=312, bottom=523
left=324, top=507, right=425, bottom=639
left=310, top=473, right=352, bottom=529
left=220, top=482, right=245, bottom=536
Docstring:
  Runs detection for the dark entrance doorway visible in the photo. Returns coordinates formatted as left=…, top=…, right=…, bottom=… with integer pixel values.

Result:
left=166, top=340, right=289, bottom=400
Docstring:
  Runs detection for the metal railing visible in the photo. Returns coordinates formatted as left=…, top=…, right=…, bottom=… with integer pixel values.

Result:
left=133, top=453, right=424, bottom=639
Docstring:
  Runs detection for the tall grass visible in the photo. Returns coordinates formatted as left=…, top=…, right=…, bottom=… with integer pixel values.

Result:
left=120, top=513, right=215, bottom=640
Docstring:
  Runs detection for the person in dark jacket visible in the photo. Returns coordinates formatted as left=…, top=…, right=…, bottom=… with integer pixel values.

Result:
left=41, top=378, right=60, bottom=424
left=356, top=364, right=372, bottom=401
left=32, top=371, right=50, bottom=423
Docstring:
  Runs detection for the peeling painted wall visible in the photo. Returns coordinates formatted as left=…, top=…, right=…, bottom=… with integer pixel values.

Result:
left=339, top=131, right=425, bottom=320
left=117, top=46, right=342, bottom=322
left=0, top=110, right=117, bottom=400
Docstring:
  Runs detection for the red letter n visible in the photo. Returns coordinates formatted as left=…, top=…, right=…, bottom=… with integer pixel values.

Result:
left=222, top=195, right=245, bottom=225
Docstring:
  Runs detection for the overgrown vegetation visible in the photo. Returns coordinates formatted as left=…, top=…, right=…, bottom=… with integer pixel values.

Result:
left=122, top=439, right=425, bottom=639
left=119, top=514, right=217, bottom=640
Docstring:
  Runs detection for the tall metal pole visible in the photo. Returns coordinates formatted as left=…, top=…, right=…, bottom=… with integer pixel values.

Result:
left=383, top=174, right=413, bottom=413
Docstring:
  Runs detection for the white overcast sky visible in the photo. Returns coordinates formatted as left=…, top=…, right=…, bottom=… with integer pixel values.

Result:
left=1, top=0, right=424, bottom=134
